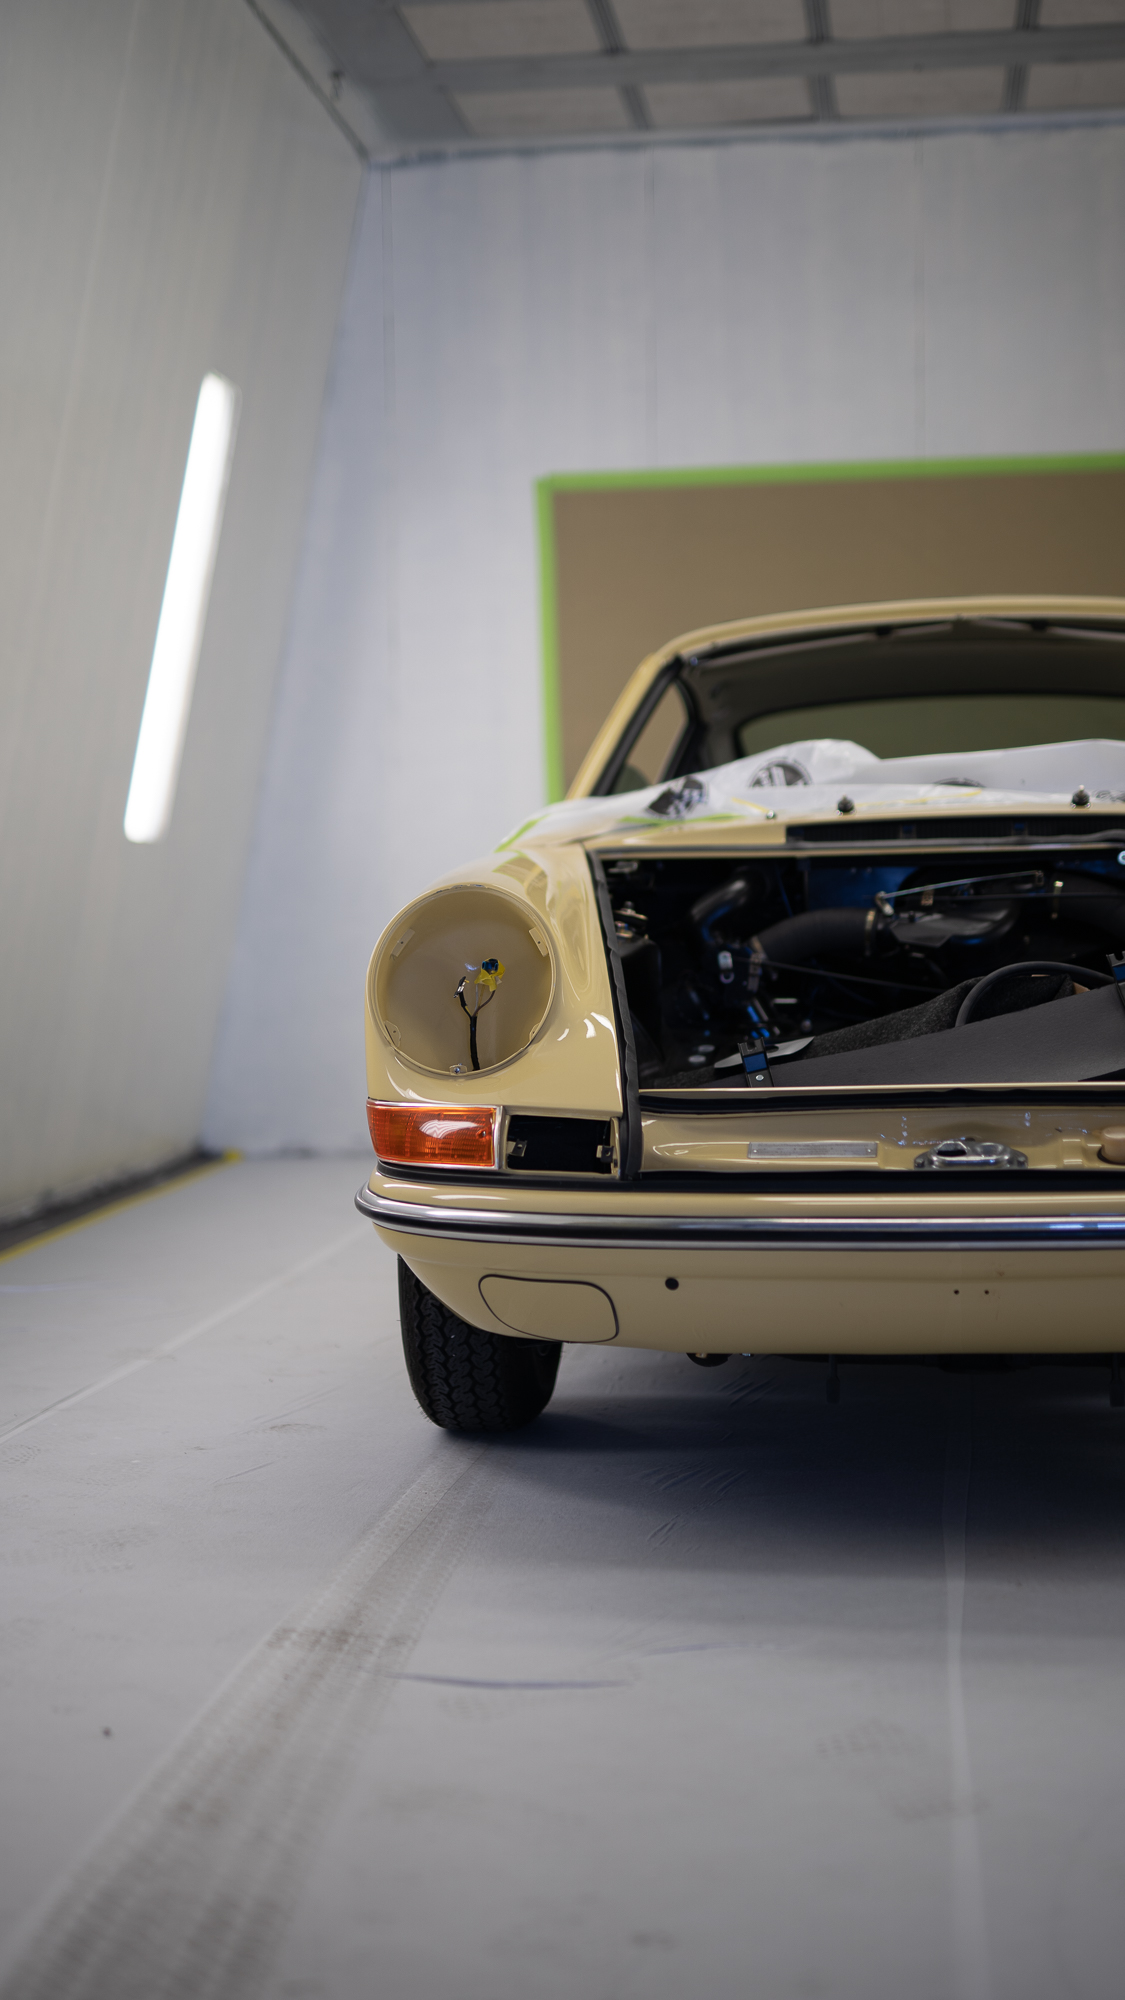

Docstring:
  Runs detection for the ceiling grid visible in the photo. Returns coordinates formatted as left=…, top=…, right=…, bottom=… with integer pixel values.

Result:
left=272, top=0, right=1125, bottom=151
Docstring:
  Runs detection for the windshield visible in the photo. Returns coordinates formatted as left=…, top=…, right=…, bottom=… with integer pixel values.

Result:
left=737, top=692, right=1125, bottom=762
left=592, top=618, right=1125, bottom=796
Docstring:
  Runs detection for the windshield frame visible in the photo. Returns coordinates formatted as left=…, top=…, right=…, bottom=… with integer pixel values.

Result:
left=585, top=612, right=1125, bottom=799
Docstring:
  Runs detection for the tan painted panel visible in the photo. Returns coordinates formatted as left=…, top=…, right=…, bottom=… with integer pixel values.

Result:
left=551, top=469, right=1125, bottom=788
left=389, top=1235, right=1125, bottom=1356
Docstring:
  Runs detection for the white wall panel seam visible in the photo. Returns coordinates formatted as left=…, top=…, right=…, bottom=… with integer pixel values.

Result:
left=0, top=0, right=144, bottom=833
left=0, top=0, right=362, bottom=1216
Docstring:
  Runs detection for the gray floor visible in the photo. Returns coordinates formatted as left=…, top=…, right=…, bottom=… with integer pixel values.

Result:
left=2, top=1158, right=1124, bottom=2000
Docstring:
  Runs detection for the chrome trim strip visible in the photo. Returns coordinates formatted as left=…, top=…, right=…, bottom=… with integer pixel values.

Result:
left=746, top=1140, right=878, bottom=1161
left=355, top=1183, right=1125, bottom=1251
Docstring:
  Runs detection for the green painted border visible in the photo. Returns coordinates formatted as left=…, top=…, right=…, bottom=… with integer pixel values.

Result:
left=536, top=450, right=1125, bottom=801
left=537, top=478, right=565, bottom=802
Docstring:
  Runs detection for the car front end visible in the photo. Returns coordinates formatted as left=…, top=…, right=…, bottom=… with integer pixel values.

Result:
left=358, top=597, right=1125, bottom=1423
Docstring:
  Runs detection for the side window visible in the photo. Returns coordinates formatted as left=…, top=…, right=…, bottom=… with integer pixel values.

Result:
left=610, top=683, right=688, bottom=794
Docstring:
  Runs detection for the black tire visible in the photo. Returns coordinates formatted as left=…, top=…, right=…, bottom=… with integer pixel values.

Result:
left=398, top=1259, right=561, bottom=1432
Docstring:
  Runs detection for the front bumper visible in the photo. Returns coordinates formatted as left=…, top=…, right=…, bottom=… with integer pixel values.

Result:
left=355, top=1180, right=1125, bottom=1252
left=358, top=1173, right=1125, bottom=1355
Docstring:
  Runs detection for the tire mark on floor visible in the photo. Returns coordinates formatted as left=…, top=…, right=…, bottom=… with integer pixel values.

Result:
left=944, top=1387, right=992, bottom=2000
left=0, top=1446, right=493, bottom=2000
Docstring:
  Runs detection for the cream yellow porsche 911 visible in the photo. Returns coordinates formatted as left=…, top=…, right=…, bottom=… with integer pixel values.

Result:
left=358, top=597, right=1125, bottom=1430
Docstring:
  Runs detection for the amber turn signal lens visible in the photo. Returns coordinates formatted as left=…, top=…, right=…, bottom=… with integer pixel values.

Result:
left=368, top=1101, right=497, bottom=1168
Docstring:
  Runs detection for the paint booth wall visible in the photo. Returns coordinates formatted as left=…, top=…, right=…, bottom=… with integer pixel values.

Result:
left=204, top=121, right=1125, bottom=1156
left=0, top=0, right=362, bottom=1217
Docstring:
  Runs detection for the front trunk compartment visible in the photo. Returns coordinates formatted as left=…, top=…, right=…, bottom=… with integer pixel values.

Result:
left=598, top=840, right=1125, bottom=1169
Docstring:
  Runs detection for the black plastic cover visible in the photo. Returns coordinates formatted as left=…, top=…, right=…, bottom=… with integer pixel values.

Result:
left=791, top=980, right=1125, bottom=1087
left=786, top=816, right=1125, bottom=846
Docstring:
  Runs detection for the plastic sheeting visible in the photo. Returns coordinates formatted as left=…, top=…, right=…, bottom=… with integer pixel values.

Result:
left=502, top=737, right=1125, bottom=848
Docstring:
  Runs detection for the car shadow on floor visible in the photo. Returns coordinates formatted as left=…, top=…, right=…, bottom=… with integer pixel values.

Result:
left=460, top=1352, right=1125, bottom=1625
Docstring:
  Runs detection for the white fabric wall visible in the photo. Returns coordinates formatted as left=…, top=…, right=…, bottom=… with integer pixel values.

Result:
left=0, top=0, right=362, bottom=1216
left=204, top=121, right=1125, bottom=1155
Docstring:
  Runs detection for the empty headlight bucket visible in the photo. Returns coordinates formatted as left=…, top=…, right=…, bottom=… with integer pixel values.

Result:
left=371, top=885, right=556, bottom=1077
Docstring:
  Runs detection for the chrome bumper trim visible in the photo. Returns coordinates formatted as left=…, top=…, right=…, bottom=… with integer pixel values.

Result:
left=356, top=1183, right=1125, bottom=1252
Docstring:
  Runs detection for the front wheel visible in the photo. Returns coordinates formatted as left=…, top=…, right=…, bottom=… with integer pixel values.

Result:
left=398, top=1259, right=561, bottom=1432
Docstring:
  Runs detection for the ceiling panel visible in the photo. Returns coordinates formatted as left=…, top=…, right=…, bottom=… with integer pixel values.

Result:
left=829, top=0, right=1013, bottom=32
left=1025, top=55, right=1125, bottom=102
left=401, top=1, right=601, bottom=62
left=836, top=65, right=1006, bottom=114
left=614, top=0, right=807, bottom=47
left=644, top=74, right=812, bottom=123
left=452, top=84, right=633, bottom=132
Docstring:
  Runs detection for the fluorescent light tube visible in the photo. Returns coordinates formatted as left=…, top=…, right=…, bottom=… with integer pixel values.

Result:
left=124, top=372, right=240, bottom=843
